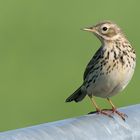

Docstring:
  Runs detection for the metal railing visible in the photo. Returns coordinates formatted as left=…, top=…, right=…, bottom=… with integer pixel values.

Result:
left=0, top=104, right=140, bottom=140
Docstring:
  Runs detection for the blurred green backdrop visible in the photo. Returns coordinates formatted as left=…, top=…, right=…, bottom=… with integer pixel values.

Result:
left=0, top=0, right=139, bottom=131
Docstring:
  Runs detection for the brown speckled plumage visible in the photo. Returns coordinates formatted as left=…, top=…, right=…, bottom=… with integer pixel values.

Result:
left=66, top=21, right=136, bottom=120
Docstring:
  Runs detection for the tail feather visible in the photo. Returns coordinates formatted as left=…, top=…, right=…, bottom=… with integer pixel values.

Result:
left=65, top=86, right=86, bottom=102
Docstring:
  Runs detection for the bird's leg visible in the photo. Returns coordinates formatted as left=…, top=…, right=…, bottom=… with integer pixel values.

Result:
left=89, top=96, right=100, bottom=112
left=107, top=98, right=127, bottom=121
left=107, top=98, right=116, bottom=111
left=88, top=96, right=113, bottom=118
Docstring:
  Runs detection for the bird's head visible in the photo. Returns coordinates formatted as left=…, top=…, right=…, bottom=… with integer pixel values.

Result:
left=83, top=21, right=124, bottom=43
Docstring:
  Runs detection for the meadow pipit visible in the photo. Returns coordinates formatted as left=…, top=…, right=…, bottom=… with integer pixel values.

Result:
left=66, top=21, right=136, bottom=120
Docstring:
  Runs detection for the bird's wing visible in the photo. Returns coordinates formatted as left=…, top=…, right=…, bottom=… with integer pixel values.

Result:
left=83, top=46, right=105, bottom=80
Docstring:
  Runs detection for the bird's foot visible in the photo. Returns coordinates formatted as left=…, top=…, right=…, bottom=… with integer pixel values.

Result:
left=113, top=109, right=128, bottom=121
left=98, top=109, right=113, bottom=118
left=88, top=109, right=113, bottom=118
left=102, top=108, right=128, bottom=121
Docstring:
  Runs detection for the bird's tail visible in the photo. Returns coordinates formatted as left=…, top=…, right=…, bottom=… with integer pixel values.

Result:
left=65, top=86, right=86, bottom=102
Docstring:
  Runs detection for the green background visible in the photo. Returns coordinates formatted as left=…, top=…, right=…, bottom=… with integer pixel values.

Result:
left=0, top=0, right=139, bottom=131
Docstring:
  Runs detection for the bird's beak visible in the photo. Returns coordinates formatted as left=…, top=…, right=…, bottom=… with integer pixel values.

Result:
left=82, top=27, right=96, bottom=33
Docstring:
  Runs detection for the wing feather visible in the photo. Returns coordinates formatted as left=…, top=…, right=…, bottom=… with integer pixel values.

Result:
left=83, top=46, right=105, bottom=80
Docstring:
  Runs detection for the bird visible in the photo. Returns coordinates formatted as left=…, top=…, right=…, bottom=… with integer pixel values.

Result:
left=65, top=21, right=136, bottom=120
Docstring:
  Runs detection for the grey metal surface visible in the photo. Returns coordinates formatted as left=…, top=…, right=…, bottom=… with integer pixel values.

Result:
left=0, top=104, right=140, bottom=140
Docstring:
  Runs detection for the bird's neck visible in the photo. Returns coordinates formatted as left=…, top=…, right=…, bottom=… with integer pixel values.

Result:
left=102, top=37, right=135, bottom=59
left=102, top=34, right=128, bottom=46
left=102, top=36, right=128, bottom=49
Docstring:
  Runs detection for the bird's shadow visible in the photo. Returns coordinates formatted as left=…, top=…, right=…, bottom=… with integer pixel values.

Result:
left=88, top=108, right=112, bottom=114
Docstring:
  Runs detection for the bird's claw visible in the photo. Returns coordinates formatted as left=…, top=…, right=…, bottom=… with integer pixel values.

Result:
left=98, top=109, right=114, bottom=118
left=88, top=108, right=128, bottom=121
left=88, top=109, right=113, bottom=118
left=113, top=110, right=128, bottom=121
left=102, top=108, right=128, bottom=121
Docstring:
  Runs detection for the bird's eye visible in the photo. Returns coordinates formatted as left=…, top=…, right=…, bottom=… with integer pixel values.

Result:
left=102, top=26, right=108, bottom=31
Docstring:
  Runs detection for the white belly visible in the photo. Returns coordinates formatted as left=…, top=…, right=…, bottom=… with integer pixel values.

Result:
left=86, top=62, right=136, bottom=98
